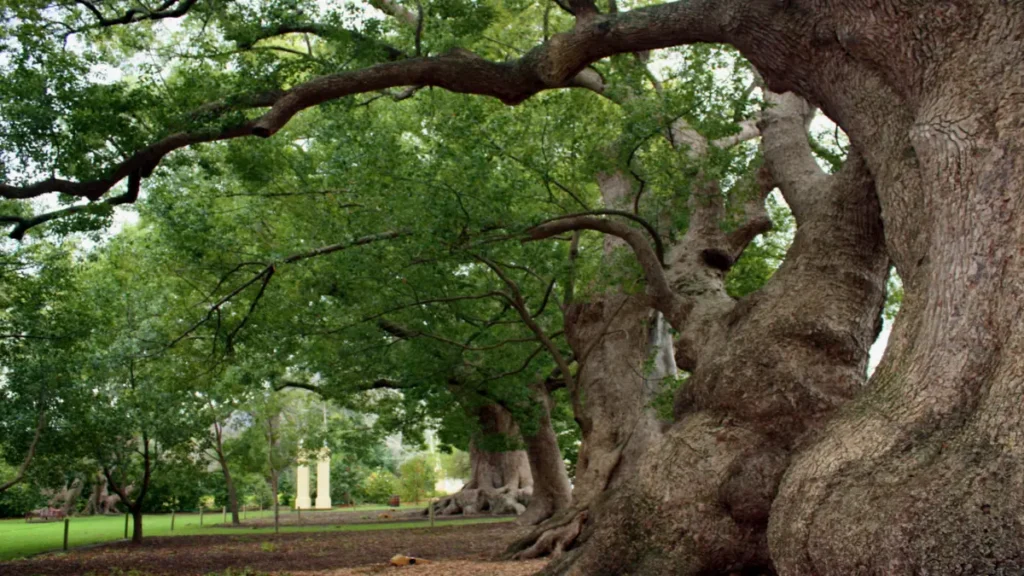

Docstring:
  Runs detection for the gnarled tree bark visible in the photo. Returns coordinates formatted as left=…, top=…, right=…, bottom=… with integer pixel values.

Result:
left=521, top=91, right=889, bottom=575
left=518, top=383, right=573, bottom=526
left=757, top=4, right=1024, bottom=574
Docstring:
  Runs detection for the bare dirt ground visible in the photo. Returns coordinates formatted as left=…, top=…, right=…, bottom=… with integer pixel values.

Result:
left=236, top=507, right=509, bottom=527
left=0, top=522, right=544, bottom=576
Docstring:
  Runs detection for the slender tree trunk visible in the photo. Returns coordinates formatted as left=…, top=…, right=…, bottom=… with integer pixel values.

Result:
left=271, top=470, right=280, bottom=534
left=222, top=460, right=241, bottom=525
left=518, top=384, right=573, bottom=526
left=130, top=505, right=143, bottom=544
left=213, top=423, right=241, bottom=525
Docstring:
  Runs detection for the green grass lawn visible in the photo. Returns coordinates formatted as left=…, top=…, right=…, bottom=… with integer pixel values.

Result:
left=0, top=506, right=510, bottom=562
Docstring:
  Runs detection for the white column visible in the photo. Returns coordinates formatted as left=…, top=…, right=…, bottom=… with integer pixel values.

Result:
left=295, top=462, right=311, bottom=509
left=315, top=449, right=331, bottom=509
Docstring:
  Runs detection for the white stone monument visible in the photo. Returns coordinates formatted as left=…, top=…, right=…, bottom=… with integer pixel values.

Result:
left=296, top=406, right=332, bottom=510
left=315, top=448, right=332, bottom=509
left=295, top=460, right=312, bottom=509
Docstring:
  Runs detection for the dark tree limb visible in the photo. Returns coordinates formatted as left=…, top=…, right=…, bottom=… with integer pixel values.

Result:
left=74, top=0, right=199, bottom=30
left=529, top=210, right=664, bottom=263
left=1, top=0, right=746, bottom=236
left=0, top=409, right=46, bottom=494
left=169, top=231, right=410, bottom=347
left=524, top=216, right=685, bottom=324
left=3, top=169, right=141, bottom=240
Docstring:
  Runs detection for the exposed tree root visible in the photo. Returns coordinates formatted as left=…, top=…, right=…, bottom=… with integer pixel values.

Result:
left=429, top=484, right=531, bottom=517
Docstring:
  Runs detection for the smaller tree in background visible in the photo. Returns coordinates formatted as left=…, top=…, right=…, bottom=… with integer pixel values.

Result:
left=398, top=456, right=436, bottom=505
left=363, top=470, right=398, bottom=505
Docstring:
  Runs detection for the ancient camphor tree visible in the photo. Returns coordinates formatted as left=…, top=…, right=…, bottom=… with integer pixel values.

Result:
left=2, top=0, right=1021, bottom=572
left=431, top=404, right=535, bottom=516
left=514, top=89, right=888, bottom=573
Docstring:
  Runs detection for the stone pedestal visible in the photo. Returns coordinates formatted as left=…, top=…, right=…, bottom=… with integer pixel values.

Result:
left=315, top=451, right=331, bottom=509
left=295, top=464, right=312, bottom=509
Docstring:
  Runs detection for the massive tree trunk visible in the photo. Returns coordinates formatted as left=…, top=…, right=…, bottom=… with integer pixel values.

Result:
left=566, top=295, right=666, bottom=509
left=518, top=384, right=573, bottom=526
left=757, top=5, right=1024, bottom=574
left=51, top=477, right=83, bottom=517
left=432, top=404, right=534, bottom=516
left=509, top=295, right=674, bottom=559
left=519, top=91, right=889, bottom=574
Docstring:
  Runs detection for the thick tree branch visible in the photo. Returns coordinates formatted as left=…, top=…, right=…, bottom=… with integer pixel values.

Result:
left=759, top=90, right=828, bottom=221
left=0, top=409, right=46, bottom=494
left=524, top=216, right=682, bottom=322
left=530, top=210, right=664, bottom=263
left=712, top=117, right=761, bottom=150
left=2, top=0, right=743, bottom=236
left=74, top=0, right=198, bottom=30
left=568, top=0, right=600, bottom=23
left=3, top=169, right=141, bottom=240
left=369, top=0, right=420, bottom=28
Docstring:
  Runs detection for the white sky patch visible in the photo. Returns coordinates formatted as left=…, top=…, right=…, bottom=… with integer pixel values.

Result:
left=868, top=319, right=891, bottom=377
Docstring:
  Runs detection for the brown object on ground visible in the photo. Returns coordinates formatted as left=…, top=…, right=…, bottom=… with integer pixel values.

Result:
left=389, top=554, right=431, bottom=566
left=0, top=521, right=528, bottom=576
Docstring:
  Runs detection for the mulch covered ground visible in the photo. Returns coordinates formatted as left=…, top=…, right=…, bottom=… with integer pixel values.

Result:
left=0, top=522, right=544, bottom=576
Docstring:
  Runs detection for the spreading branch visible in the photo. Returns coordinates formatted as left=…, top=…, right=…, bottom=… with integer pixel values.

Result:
left=1, top=0, right=744, bottom=236
left=524, top=216, right=682, bottom=322
left=239, top=24, right=406, bottom=61
left=169, top=230, right=410, bottom=348
left=74, top=0, right=199, bottom=30
left=0, top=409, right=46, bottom=494
left=473, top=254, right=577, bottom=390
left=530, top=210, right=665, bottom=263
